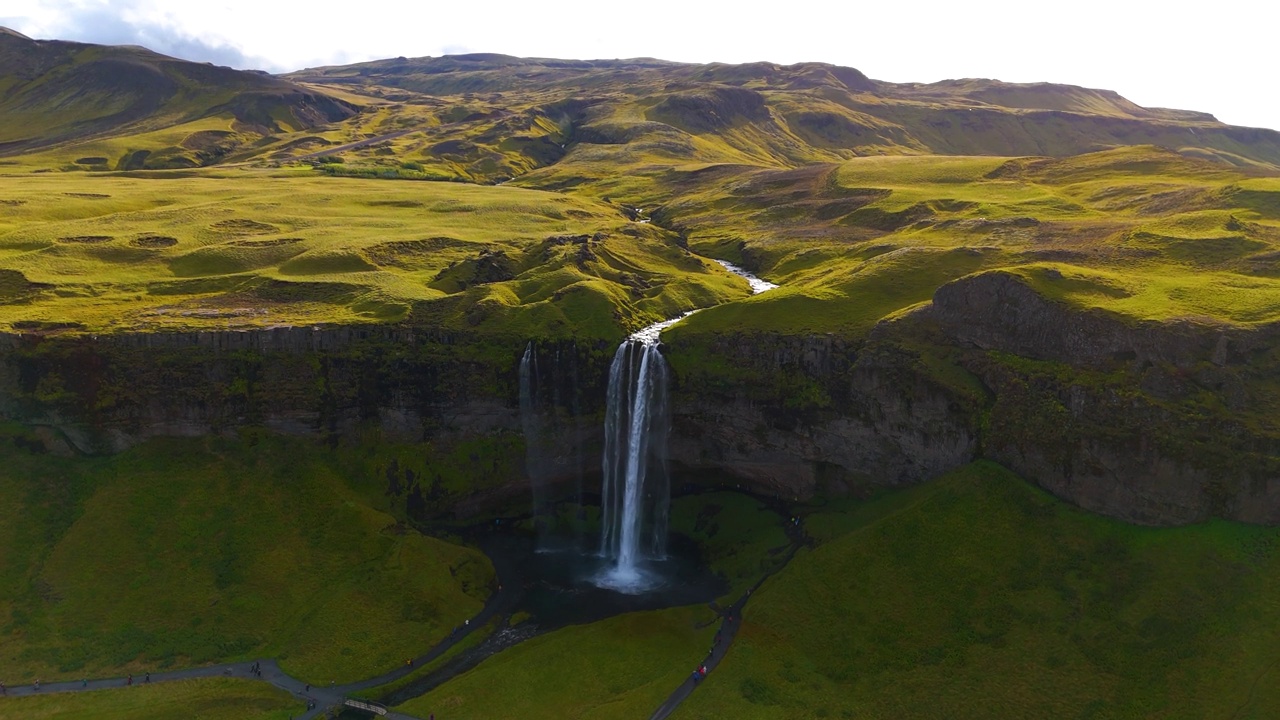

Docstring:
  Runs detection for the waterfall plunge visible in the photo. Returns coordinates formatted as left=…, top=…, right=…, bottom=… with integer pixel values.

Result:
left=596, top=339, right=671, bottom=593
left=519, top=342, right=549, bottom=543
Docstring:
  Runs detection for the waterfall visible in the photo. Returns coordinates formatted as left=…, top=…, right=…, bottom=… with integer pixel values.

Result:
left=519, top=342, right=549, bottom=544
left=597, top=338, right=671, bottom=591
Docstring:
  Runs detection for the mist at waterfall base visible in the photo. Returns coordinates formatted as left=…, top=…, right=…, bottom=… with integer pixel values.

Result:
left=519, top=338, right=688, bottom=596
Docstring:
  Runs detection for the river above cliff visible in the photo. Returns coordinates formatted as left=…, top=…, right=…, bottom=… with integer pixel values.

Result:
left=629, top=260, right=778, bottom=345
left=714, top=260, right=779, bottom=294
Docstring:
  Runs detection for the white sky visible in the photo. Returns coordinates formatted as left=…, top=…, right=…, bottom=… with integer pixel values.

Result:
left=4, top=0, right=1277, bottom=131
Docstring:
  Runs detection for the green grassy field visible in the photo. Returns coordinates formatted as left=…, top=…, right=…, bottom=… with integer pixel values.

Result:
left=395, top=606, right=716, bottom=720
left=0, top=430, right=493, bottom=685
left=674, top=462, right=1280, bottom=719
left=0, top=171, right=744, bottom=338
left=2, top=143, right=1278, bottom=345
left=668, top=491, right=791, bottom=600
left=663, top=147, right=1280, bottom=340
left=0, top=678, right=301, bottom=719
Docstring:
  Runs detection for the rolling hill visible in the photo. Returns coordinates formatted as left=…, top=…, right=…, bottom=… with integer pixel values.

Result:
left=0, top=27, right=357, bottom=165
left=281, top=53, right=1280, bottom=180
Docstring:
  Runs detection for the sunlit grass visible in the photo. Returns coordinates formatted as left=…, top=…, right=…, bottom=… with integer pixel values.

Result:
left=0, top=170, right=742, bottom=336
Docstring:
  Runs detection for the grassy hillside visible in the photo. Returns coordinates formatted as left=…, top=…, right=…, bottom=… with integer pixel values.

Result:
left=2, top=35, right=1278, bottom=343
left=0, top=170, right=744, bottom=337
left=0, top=677, right=300, bottom=719
left=0, top=430, right=493, bottom=684
left=674, top=461, right=1280, bottom=719
left=286, top=55, right=1280, bottom=177
left=0, top=28, right=356, bottom=161
left=662, top=147, right=1280, bottom=339
left=13, top=43, right=1275, bottom=186
left=0, top=148, right=1274, bottom=340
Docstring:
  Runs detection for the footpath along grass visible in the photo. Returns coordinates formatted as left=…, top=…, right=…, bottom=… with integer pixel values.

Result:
left=675, top=461, right=1280, bottom=720
left=0, top=432, right=493, bottom=686
left=397, top=606, right=715, bottom=720
left=0, top=677, right=301, bottom=720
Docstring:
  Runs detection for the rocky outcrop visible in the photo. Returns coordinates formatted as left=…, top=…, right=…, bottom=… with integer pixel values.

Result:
left=930, top=270, right=1280, bottom=371
left=926, top=270, right=1280, bottom=525
left=0, top=328, right=530, bottom=453
left=663, top=269, right=1280, bottom=525
left=665, top=334, right=979, bottom=499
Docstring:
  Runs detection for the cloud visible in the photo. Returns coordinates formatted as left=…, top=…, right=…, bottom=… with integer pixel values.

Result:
left=4, top=1, right=279, bottom=71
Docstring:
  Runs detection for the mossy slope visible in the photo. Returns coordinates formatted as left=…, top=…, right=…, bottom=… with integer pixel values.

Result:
left=676, top=461, right=1280, bottom=719
left=0, top=432, right=493, bottom=684
left=0, top=172, right=742, bottom=337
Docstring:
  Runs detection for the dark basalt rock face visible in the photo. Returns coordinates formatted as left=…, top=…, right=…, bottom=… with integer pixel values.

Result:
left=1, top=274, right=1277, bottom=526
left=926, top=271, right=1280, bottom=525
left=664, top=333, right=979, bottom=500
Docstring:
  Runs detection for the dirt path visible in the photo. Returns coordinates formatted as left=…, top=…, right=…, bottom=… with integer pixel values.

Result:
left=648, top=514, right=810, bottom=720
left=0, top=552, right=521, bottom=720
left=0, top=500, right=802, bottom=719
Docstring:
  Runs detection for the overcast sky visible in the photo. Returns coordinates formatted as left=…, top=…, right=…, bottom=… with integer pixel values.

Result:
left=4, top=0, right=1277, bottom=131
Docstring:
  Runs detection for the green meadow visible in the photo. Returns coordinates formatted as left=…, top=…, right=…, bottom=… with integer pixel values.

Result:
left=0, top=171, right=744, bottom=338
left=674, top=462, right=1280, bottom=719
left=396, top=606, right=716, bottom=720
left=0, top=430, right=492, bottom=685
left=664, top=147, right=1280, bottom=339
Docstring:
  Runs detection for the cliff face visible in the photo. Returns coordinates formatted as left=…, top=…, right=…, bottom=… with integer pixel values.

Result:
left=0, top=328, right=524, bottom=453
left=664, top=334, right=978, bottom=499
left=664, top=270, right=1280, bottom=525
left=2, top=274, right=1278, bottom=526
left=927, top=271, right=1280, bottom=525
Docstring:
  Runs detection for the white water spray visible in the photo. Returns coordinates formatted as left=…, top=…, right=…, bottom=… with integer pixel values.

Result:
left=596, top=334, right=672, bottom=592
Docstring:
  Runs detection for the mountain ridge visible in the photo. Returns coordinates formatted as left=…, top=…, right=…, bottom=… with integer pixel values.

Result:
left=3, top=29, right=1277, bottom=175
left=277, top=50, right=1280, bottom=178
left=0, top=27, right=358, bottom=160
